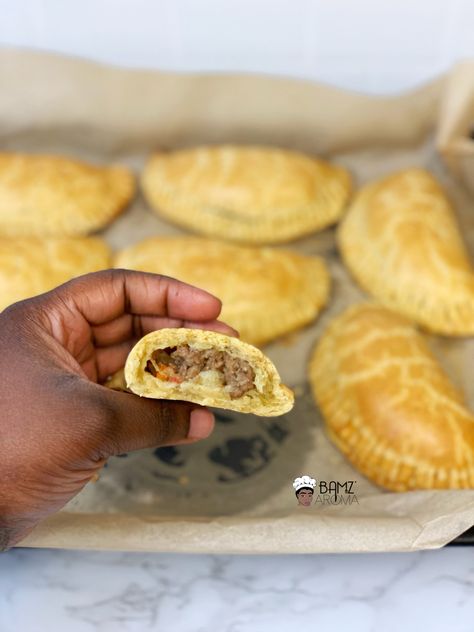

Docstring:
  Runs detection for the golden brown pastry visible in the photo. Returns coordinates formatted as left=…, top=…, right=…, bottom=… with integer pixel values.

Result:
left=114, top=236, right=330, bottom=346
left=141, top=145, right=351, bottom=244
left=309, top=303, right=474, bottom=491
left=0, top=236, right=111, bottom=311
left=124, top=328, right=294, bottom=416
left=0, top=153, right=135, bottom=236
left=338, top=168, right=474, bottom=335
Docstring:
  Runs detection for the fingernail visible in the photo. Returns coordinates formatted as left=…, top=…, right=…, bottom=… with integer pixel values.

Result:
left=188, top=408, right=215, bottom=440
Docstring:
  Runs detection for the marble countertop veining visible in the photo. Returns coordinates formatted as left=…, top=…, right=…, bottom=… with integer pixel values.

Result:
left=1, top=547, right=474, bottom=632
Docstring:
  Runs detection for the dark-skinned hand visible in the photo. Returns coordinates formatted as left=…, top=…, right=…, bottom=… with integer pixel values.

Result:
left=0, top=269, right=237, bottom=551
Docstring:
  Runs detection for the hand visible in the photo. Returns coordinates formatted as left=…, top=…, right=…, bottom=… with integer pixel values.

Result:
left=0, top=269, right=237, bottom=551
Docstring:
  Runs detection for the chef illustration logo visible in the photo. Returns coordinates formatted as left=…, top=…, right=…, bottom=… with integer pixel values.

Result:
left=292, top=475, right=359, bottom=506
left=293, top=475, right=316, bottom=506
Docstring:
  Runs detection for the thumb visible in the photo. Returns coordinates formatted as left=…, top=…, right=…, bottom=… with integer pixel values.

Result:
left=91, top=385, right=215, bottom=458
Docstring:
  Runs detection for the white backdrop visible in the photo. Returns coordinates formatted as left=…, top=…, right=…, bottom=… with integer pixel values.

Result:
left=1, top=0, right=474, bottom=94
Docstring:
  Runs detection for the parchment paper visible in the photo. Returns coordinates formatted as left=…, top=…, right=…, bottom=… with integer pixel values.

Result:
left=2, top=49, right=474, bottom=553
left=437, top=60, right=474, bottom=197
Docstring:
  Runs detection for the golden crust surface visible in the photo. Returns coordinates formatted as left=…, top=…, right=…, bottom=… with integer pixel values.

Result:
left=0, top=153, right=135, bottom=236
left=0, top=236, right=111, bottom=310
left=338, top=168, right=474, bottom=335
left=309, top=303, right=474, bottom=491
left=114, top=236, right=330, bottom=346
left=141, top=145, right=351, bottom=244
left=124, top=328, right=294, bottom=416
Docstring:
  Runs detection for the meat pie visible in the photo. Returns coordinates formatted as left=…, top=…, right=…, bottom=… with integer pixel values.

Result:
left=123, top=328, right=294, bottom=416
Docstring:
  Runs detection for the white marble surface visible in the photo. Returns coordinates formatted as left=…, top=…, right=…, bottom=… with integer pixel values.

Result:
left=1, top=547, right=474, bottom=631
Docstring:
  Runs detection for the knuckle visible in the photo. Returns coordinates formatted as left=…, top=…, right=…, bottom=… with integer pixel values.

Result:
left=155, top=403, right=191, bottom=445
left=155, top=405, right=175, bottom=443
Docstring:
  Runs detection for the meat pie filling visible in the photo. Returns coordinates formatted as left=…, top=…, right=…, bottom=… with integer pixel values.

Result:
left=144, top=345, right=256, bottom=399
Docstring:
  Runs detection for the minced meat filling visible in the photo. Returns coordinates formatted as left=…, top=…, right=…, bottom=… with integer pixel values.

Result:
left=145, top=344, right=256, bottom=399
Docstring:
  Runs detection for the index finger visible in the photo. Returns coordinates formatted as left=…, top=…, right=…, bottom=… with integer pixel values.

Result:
left=50, top=269, right=223, bottom=325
